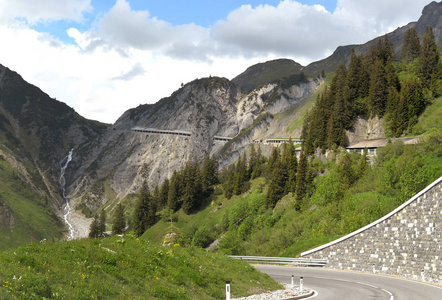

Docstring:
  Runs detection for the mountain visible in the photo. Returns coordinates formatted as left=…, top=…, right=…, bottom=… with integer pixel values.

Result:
left=304, top=1, right=442, bottom=76
left=0, top=1, right=440, bottom=244
left=68, top=75, right=321, bottom=219
left=0, top=64, right=108, bottom=246
left=232, top=58, right=304, bottom=92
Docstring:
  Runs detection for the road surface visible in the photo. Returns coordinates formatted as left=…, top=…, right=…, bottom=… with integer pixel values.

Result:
left=254, top=265, right=442, bottom=300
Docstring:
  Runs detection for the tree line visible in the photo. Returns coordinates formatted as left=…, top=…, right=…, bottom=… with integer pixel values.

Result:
left=302, top=26, right=441, bottom=154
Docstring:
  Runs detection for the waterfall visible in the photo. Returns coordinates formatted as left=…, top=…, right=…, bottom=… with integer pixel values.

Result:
left=60, top=149, right=74, bottom=240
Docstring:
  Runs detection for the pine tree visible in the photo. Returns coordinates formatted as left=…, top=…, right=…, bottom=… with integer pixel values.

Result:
left=294, top=149, right=308, bottom=210
left=266, top=158, right=286, bottom=208
left=419, top=26, right=440, bottom=89
left=98, top=209, right=106, bottom=237
left=401, top=27, right=421, bottom=63
left=182, top=160, right=202, bottom=214
left=251, top=144, right=264, bottom=179
left=210, top=154, right=219, bottom=184
left=233, top=153, right=248, bottom=195
left=133, top=181, right=155, bottom=237
left=394, top=89, right=409, bottom=136
left=338, top=152, right=356, bottom=188
left=368, top=59, right=388, bottom=117
left=248, top=143, right=257, bottom=178
left=385, top=86, right=401, bottom=135
left=168, top=170, right=181, bottom=211
left=158, top=178, right=169, bottom=209
left=201, top=155, right=212, bottom=193
left=223, top=164, right=235, bottom=199
left=402, top=76, right=426, bottom=129
left=112, top=203, right=126, bottom=234
left=356, top=152, right=369, bottom=179
left=282, top=140, right=297, bottom=193
left=89, top=214, right=100, bottom=238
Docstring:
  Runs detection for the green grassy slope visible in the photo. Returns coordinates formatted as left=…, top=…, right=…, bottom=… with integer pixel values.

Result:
left=0, top=235, right=281, bottom=299
left=142, top=130, right=441, bottom=258
left=0, top=154, right=64, bottom=250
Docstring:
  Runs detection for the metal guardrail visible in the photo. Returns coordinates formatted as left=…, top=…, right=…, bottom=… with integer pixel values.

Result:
left=230, top=256, right=328, bottom=267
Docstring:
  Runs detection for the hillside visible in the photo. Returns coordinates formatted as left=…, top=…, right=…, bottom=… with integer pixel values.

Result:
left=0, top=65, right=108, bottom=247
left=0, top=235, right=281, bottom=299
left=142, top=119, right=442, bottom=257
left=0, top=1, right=441, bottom=249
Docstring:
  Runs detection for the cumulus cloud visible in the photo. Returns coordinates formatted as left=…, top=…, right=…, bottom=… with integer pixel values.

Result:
left=78, top=0, right=431, bottom=65
left=0, top=0, right=434, bottom=123
left=0, top=0, right=91, bottom=24
left=211, top=0, right=431, bottom=63
left=82, top=0, right=211, bottom=61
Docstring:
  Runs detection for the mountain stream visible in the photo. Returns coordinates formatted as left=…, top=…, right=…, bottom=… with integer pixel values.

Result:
left=60, top=149, right=74, bottom=240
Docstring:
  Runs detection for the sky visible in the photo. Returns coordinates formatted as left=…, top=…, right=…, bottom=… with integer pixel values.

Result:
left=0, top=0, right=433, bottom=123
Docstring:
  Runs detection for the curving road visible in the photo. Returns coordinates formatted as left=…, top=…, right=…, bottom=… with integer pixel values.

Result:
left=254, top=265, right=442, bottom=300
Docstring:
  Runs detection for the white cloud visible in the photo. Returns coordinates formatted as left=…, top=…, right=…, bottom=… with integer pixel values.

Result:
left=0, top=0, right=91, bottom=24
left=0, top=0, right=434, bottom=123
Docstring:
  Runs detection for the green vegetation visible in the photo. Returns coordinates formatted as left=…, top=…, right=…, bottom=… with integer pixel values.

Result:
left=142, top=132, right=441, bottom=257
left=0, top=235, right=281, bottom=299
left=0, top=152, right=64, bottom=250
left=302, top=28, right=441, bottom=153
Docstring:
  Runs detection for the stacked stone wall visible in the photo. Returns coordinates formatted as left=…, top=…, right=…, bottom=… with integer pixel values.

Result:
left=302, top=177, right=442, bottom=285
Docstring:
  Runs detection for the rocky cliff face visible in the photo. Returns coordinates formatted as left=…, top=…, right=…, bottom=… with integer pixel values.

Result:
left=0, top=64, right=107, bottom=204
left=69, top=75, right=322, bottom=212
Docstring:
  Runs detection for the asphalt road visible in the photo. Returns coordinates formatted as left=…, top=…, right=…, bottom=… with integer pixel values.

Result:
left=254, top=265, right=442, bottom=300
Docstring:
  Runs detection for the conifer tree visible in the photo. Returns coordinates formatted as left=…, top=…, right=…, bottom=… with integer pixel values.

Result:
left=133, top=181, right=155, bottom=237
left=338, top=152, right=356, bottom=188
left=98, top=209, right=106, bottom=237
left=356, top=151, right=369, bottom=179
left=393, top=89, right=409, bottom=137
left=201, top=155, right=212, bottom=193
left=248, top=143, right=257, bottom=178
left=402, top=76, right=426, bottom=129
left=268, top=147, right=280, bottom=172
left=266, top=158, right=286, bottom=208
left=158, top=178, right=169, bottom=209
left=346, top=49, right=363, bottom=102
left=210, top=154, right=219, bottom=184
left=233, top=153, right=248, bottom=195
left=223, top=164, right=235, bottom=199
left=386, top=86, right=401, bottom=135
left=89, top=214, right=100, bottom=238
left=251, top=144, right=264, bottom=179
left=368, top=59, right=388, bottom=117
left=294, top=149, right=308, bottom=210
left=112, top=203, right=126, bottom=234
left=168, top=170, right=181, bottom=211
left=401, top=27, right=421, bottom=63
left=419, top=26, right=440, bottom=89
left=282, top=140, right=297, bottom=193
left=182, top=159, right=202, bottom=214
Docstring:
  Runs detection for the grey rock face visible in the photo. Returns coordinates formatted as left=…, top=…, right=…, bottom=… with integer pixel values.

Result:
left=69, top=76, right=320, bottom=210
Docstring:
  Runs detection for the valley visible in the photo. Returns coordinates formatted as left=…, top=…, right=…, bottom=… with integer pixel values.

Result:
left=0, top=1, right=441, bottom=298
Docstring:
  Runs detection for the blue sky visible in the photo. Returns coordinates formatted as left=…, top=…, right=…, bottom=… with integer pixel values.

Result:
left=32, top=1, right=338, bottom=44
left=0, top=0, right=431, bottom=123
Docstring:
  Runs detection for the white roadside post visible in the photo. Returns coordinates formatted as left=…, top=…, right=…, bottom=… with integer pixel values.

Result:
left=421, top=270, right=425, bottom=282
left=226, top=280, right=231, bottom=300
left=291, top=275, right=295, bottom=288
left=300, top=277, right=304, bottom=293
left=373, top=264, right=375, bottom=274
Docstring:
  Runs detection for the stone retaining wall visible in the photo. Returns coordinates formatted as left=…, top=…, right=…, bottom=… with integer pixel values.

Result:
left=301, top=177, right=442, bottom=285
